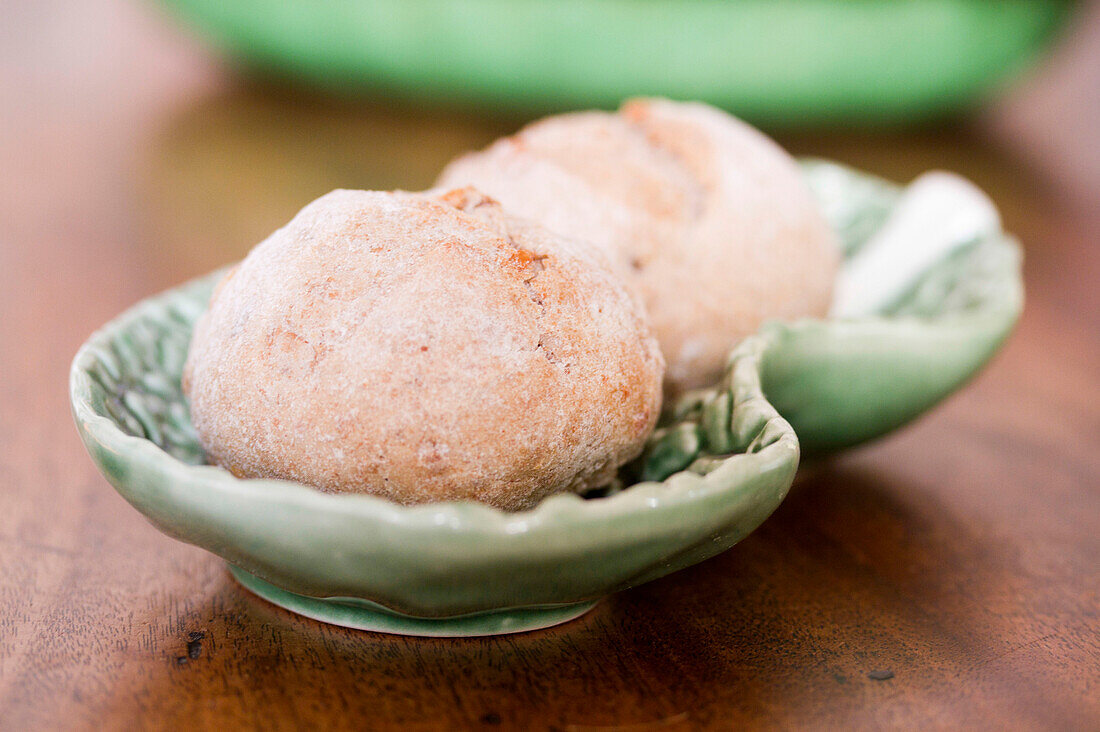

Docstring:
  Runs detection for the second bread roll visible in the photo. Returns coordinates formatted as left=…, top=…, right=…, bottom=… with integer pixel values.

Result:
left=438, top=98, right=840, bottom=396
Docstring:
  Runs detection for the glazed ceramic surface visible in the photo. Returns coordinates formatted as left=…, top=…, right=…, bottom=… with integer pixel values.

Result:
left=69, top=162, right=1021, bottom=633
left=159, top=0, right=1065, bottom=123
left=770, top=161, right=1023, bottom=454
left=71, top=289, right=798, bottom=630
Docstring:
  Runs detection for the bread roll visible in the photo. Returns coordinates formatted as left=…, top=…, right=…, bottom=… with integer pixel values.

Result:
left=183, top=187, right=664, bottom=510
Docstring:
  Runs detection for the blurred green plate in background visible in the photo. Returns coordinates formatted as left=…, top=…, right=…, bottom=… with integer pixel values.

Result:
left=160, top=0, right=1068, bottom=123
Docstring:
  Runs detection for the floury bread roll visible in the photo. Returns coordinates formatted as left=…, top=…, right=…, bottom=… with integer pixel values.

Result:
left=438, top=98, right=840, bottom=396
left=183, top=187, right=664, bottom=511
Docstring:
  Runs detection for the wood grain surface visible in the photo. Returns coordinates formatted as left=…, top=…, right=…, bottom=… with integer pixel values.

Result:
left=1, top=2, right=1097, bottom=729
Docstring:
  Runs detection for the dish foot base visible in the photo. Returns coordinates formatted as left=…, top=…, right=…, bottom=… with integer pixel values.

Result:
left=229, top=565, right=598, bottom=637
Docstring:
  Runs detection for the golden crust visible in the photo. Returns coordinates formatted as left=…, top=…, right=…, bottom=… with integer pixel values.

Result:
left=438, top=98, right=840, bottom=396
left=183, top=187, right=664, bottom=511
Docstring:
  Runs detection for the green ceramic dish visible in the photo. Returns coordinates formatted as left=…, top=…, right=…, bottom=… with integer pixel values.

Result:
left=769, top=161, right=1023, bottom=454
left=69, top=161, right=1021, bottom=635
left=158, top=0, right=1067, bottom=123
left=70, top=293, right=798, bottom=635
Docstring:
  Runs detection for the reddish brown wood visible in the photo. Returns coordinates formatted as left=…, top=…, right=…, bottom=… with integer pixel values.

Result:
left=1, top=2, right=1097, bottom=729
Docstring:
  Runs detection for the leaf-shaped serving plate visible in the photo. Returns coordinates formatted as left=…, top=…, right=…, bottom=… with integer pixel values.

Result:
left=158, top=0, right=1065, bottom=123
left=69, top=161, right=1021, bottom=635
left=71, top=292, right=798, bottom=636
left=765, top=161, right=1023, bottom=455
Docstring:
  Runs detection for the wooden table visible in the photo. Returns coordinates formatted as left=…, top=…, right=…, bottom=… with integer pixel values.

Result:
left=2, top=2, right=1097, bottom=729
